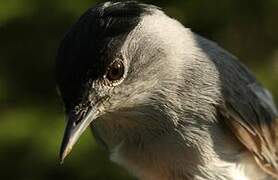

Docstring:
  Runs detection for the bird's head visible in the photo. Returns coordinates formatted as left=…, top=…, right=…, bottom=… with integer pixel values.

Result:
left=56, top=1, right=188, bottom=163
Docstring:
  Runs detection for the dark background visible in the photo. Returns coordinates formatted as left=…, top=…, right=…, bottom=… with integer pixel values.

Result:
left=0, top=0, right=277, bottom=179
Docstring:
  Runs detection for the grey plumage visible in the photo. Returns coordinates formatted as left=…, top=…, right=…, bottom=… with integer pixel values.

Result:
left=56, top=1, right=278, bottom=179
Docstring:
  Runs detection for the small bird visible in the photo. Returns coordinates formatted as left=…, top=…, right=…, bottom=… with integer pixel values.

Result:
left=56, top=1, right=278, bottom=179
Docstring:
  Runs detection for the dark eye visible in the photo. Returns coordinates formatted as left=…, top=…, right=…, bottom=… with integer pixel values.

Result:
left=106, top=60, right=125, bottom=82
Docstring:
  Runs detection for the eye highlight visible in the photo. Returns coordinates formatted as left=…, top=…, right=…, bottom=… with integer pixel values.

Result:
left=106, top=60, right=125, bottom=82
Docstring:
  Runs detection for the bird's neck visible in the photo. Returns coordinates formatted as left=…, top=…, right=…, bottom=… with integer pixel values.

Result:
left=93, top=109, right=270, bottom=180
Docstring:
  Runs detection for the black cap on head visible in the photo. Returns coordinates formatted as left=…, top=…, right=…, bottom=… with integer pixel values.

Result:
left=56, top=1, right=153, bottom=109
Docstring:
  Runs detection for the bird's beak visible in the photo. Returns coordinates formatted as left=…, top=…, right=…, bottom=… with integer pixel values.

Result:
left=59, top=101, right=102, bottom=164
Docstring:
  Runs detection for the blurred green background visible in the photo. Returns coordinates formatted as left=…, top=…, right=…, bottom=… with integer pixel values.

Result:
left=0, top=0, right=277, bottom=179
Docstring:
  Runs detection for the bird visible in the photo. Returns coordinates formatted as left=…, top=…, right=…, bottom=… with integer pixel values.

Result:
left=56, top=1, right=278, bottom=180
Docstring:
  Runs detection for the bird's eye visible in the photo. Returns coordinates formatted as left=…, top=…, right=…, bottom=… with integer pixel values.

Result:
left=106, top=60, right=125, bottom=82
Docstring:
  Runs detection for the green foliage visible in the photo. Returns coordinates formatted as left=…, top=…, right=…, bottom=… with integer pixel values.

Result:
left=0, top=0, right=277, bottom=179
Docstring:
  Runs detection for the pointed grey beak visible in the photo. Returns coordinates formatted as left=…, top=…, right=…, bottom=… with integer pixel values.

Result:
left=59, top=104, right=100, bottom=164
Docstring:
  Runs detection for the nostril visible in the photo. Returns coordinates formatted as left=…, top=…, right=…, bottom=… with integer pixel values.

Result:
left=74, top=108, right=90, bottom=126
left=74, top=117, right=82, bottom=126
left=74, top=113, right=83, bottom=126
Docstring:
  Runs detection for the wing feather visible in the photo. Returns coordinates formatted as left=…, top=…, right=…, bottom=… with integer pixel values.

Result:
left=195, top=33, right=278, bottom=178
left=220, top=84, right=278, bottom=178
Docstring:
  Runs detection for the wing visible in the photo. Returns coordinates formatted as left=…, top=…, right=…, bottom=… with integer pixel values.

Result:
left=195, top=34, right=278, bottom=178
left=219, top=81, right=278, bottom=178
